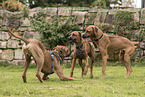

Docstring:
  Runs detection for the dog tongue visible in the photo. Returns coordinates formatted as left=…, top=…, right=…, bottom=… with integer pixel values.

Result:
left=69, top=40, right=73, bottom=43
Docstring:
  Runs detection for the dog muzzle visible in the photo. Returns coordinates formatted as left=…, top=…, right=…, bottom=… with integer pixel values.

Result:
left=68, top=36, right=76, bottom=43
left=82, top=33, right=89, bottom=38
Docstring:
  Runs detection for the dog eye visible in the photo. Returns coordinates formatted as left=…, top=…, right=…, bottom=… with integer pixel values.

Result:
left=87, top=31, right=90, bottom=33
left=72, top=34, right=76, bottom=36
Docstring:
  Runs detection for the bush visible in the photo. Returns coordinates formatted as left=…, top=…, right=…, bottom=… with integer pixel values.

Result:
left=2, top=0, right=28, bottom=12
left=113, top=10, right=134, bottom=39
left=97, top=24, right=114, bottom=33
left=30, top=11, right=80, bottom=49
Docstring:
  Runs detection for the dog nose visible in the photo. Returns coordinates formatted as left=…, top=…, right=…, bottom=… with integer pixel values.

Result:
left=82, top=33, right=86, bottom=38
left=68, top=36, right=71, bottom=40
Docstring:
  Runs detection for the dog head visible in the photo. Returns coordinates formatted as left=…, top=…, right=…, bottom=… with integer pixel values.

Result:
left=68, top=31, right=82, bottom=43
left=82, top=25, right=98, bottom=38
left=53, top=45, right=71, bottom=58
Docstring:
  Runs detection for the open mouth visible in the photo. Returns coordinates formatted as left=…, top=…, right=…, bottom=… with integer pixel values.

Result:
left=68, top=38, right=76, bottom=43
left=69, top=40, right=73, bottom=43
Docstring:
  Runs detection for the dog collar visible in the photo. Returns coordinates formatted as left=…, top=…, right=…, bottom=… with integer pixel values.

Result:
left=53, top=50, right=63, bottom=62
left=76, top=42, right=86, bottom=59
left=94, top=34, right=103, bottom=42
left=52, top=52, right=62, bottom=64
left=76, top=42, right=84, bottom=49
left=48, top=51, right=62, bottom=75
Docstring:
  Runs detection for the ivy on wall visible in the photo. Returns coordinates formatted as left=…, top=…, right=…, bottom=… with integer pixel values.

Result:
left=30, top=11, right=80, bottom=49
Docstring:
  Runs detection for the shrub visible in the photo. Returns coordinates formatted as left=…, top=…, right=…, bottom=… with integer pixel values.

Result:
left=2, top=0, right=28, bottom=12
left=97, top=24, right=114, bottom=33
left=113, top=10, right=134, bottom=39
left=30, top=11, right=80, bottom=49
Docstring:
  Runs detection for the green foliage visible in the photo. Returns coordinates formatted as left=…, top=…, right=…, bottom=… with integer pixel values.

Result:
left=135, top=56, right=145, bottom=63
left=91, top=0, right=122, bottom=8
left=27, top=0, right=95, bottom=8
left=2, top=0, right=28, bottom=12
left=97, top=24, right=114, bottom=33
left=113, top=10, right=134, bottom=39
left=91, top=0, right=110, bottom=8
left=30, top=11, right=80, bottom=49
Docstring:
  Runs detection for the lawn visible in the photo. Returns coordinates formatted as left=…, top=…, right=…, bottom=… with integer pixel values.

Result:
left=0, top=61, right=145, bottom=97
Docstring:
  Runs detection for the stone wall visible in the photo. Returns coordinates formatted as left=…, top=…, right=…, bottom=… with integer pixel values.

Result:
left=0, top=7, right=145, bottom=65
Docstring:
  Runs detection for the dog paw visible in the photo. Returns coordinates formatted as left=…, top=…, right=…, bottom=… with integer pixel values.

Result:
left=83, top=73, right=86, bottom=76
left=90, top=76, right=93, bottom=79
left=42, top=76, right=50, bottom=80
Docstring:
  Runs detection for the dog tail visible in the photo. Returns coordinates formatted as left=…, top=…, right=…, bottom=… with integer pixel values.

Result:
left=7, top=27, right=29, bottom=44
left=132, top=42, right=139, bottom=49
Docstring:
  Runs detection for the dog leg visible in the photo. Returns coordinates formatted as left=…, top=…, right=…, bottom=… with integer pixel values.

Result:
left=124, top=55, right=132, bottom=78
left=35, top=60, right=44, bottom=83
left=55, top=62, right=78, bottom=80
left=22, top=54, right=31, bottom=83
left=83, top=57, right=89, bottom=76
left=78, top=59, right=84, bottom=78
left=119, top=50, right=133, bottom=78
left=100, top=50, right=108, bottom=79
left=89, top=50, right=94, bottom=79
left=90, top=58, right=94, bottom=79
left=70, top=58, right=76, bottom=77
left=42, top=73, right=49, bottom=80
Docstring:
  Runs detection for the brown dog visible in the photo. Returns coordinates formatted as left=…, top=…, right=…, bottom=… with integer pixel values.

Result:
left=7, top=27, right=78, bottom=83
left=68, top=31, right=94, bottom=78
left=82, top=25, right=138, bottom=78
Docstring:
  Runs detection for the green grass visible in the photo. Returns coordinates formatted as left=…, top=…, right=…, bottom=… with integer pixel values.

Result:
left=0, top=61, right=145, bottom=97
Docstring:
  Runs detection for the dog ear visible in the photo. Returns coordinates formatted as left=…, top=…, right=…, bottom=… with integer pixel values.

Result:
left=78, top=31, right=82, bottom=40
left=53, top=47, right=56, bottom=50
left=92, top=27, right=98, bottom=36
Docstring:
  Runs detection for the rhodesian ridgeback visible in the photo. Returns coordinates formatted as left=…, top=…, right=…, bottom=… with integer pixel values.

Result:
left=68, top=31, right=94, bottom=78
left=7, top=27, right=78, bottom=83
left=82, top=25, right=138, bottom=78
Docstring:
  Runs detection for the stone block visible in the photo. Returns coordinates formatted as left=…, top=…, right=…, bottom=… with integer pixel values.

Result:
left=7, top=39, right=19, bottom=48
left=23, top=31, right=33, bottom=39
left=10, top=60, right=25, bottom=65
left=72, top=7, right=90, bottom=11
left=0, top=31, right=10, bottom=40
left=0, top=19, right=2, bottom=25
left=72, top=11, right=88, bottom=24
left=2, top=10, right=13, bottom=18
left=12, top=11, right=24, bottom=18
left=140, top=8, right=145, bottom=24
left=58, top=7, right=72, bottom=16
left=28, top=7, right=42, bottom=17
left=0, top=49, right=2, bottom=59
left=108, top=9, right=118, bottom=15
left=89, top=8, right=108, bottom=13
left=0, top=41, right=7, bottom=48
left=0, top=10, right=3, bottom=18
left=104, top=14, right=114, bottom=25
left=2, top=49, right=13, bottom=60
left=46, top=17, right=53, bottom=23
left=21, top=18, right=31, bottom=27
left=94, top=12, right=107, bottom=25
left=14, top=49, right=23, bottom=59
left=132, top=12, right=140, bottom=22
left=2, top=18, right=8, bottom=26
left=43, top=7, right=57, bottom=16
left=17, top=27, right=28, bottom=32
left=33, top=31, right=41, bottom=39
left=85, top=12, right=97, bottom=24
left=7, top=17, right=21, bottom=28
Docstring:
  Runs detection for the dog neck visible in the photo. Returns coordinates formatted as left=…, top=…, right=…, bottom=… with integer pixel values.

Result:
left=52, top=50, right=63, bottom=62
left=75, top=39, right=84, bottom=49
left=93, top=33, right=103, bottom=42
